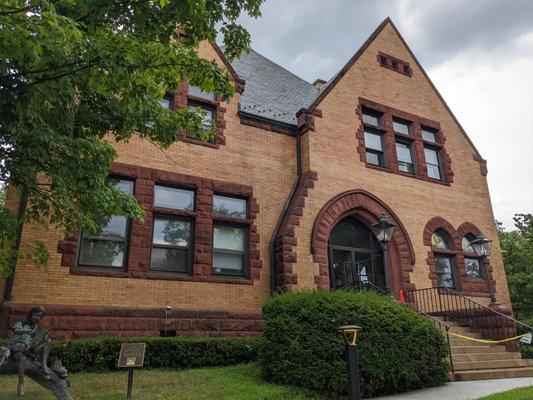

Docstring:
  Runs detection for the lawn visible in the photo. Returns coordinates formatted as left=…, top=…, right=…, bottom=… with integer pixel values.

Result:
left=0, top=363, right=320, bottom=400
left=475, top=386, right=533, bottom=400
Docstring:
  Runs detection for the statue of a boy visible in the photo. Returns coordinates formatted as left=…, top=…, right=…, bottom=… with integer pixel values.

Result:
left=0, top=306, right=52, bottom=396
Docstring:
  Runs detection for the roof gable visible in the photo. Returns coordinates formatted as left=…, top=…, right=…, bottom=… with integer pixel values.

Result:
left=307, top=17, right=484, bottom=161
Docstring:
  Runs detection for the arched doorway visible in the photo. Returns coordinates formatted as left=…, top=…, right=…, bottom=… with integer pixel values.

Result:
left=328, top=216, right=386, bottom=290
left=311, top=190, right=416, bottom=296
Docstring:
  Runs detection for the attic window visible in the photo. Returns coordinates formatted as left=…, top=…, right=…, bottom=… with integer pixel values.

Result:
left=377, top=52, right=412, bottom=77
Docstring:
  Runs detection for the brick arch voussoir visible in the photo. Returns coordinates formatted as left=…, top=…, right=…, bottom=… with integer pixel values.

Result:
left=311, top=190, right=416, bottom=291
left=456, top=222, right=482, bottom=238
left=423, top=216, right=457, bottom=249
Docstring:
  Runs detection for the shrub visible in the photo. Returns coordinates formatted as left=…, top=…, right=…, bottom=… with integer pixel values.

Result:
left=49, top=336, right=262, bottom=373
left=517, top=317, right=533, bottom=359
left=261, top=290, right=450, bottom=398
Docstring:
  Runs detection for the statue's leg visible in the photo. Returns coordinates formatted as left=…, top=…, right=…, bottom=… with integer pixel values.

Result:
left=17, top=355, right=25, bottom=397
left=41, top=341, right=51, bottom=376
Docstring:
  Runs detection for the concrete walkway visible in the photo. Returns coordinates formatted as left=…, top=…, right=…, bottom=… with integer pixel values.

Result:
left=371, top=377, right=533, bottom=399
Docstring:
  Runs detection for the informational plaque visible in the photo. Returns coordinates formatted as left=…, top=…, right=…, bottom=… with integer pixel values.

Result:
left=118, top=343, right=146, bottom=368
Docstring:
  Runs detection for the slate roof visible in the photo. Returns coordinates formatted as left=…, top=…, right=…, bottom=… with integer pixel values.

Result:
left=228, top=49, right=320, bottom=125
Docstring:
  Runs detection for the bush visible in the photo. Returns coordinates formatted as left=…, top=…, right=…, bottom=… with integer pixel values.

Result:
left=49, top=336, right=262, bottom=373
left=261, top=290, right=450, bottom=398
left=517, top=317, right=533, bottom=359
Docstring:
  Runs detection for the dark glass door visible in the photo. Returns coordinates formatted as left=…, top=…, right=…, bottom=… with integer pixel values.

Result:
left=329, top=246, right=384, bottom=290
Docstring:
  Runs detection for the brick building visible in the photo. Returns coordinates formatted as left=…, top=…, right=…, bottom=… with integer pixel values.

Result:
left=0, top=18, right=513, bottom=340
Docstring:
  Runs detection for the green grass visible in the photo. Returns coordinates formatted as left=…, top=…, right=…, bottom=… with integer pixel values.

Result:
left=0, top=363, right=321, bottom=400
left=476, top=386, right=533, bottom=400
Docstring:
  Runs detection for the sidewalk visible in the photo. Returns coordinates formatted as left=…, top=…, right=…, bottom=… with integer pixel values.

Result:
left=371, top=377, right=533, bottom=400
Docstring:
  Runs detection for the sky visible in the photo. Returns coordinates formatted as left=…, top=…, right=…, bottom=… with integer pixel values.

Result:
left=236, top=0, right=533, bottom=231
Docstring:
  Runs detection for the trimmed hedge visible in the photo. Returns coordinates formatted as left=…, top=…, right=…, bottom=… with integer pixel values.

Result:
left=261, top=290, right=450, bottom=398
left=47, top=336, right=262, bottom=373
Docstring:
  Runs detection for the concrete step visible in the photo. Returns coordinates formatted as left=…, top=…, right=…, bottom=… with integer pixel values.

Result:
left=453, top=358, right=531, bottom=371
left=452, top=352, right=523, bottom=362
left=447, top=326, right=480, bottom=334
left=449, top=337, right=507, bottom=346
left=451, top=367, right=533, bottom=381
left=450, top=345, right=509, bottom=354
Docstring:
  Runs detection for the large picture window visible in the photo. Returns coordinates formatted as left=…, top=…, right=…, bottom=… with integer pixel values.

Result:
left=77, top=178, right=134, bottom=269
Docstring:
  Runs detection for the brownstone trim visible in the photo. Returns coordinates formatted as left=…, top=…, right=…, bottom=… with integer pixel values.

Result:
left=310, top=189, right=416, bottom=294
left=57, top=163, right=261, bottom=284
left=5, top=303, right=262, bottom=340
left=296, top=108, right=323, bottom=135
left=377, top=51, right=412, bottom=76
left=423, top=218, right=494, bottom=297
left=357, top=98, right=454, bottom=185
left=273, top=171, right=318, bottom=289
left=239, top=113, right=298, bottom=136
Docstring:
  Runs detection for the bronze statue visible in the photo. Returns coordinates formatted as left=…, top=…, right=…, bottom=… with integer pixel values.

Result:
left=0, top=307, right=72, bottom=400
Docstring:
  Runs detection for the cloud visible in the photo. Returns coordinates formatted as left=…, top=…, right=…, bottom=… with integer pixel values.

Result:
left=235, top=0, right=533, bottom=230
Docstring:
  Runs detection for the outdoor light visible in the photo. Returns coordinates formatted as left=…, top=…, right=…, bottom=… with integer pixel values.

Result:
left=371, top=213, right=397, bottom=244
left=338, top=325, right=362, bottom=400
left=470, top=233, right=498, bottom=305
left=471, top=233, right=493, bottom=258
left=371, top=213, right=397, bottom=294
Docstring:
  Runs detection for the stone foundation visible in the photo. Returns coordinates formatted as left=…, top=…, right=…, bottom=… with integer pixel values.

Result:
left=4, top=303, right=263, bottom=340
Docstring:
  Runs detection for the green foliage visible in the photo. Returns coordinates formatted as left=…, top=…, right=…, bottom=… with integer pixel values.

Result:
left=261, top=290, right=450, bottom=398
left=498, top=214, right=533, bottom=320
left=48, top=336, right=262, bottom=373
left=0, top=0, right=263, bottom=275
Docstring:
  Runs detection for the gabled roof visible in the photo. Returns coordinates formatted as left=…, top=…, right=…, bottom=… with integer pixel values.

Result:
left=223, top=18, right=484, bottom=162
left=228, top=49, right=320, bottom=125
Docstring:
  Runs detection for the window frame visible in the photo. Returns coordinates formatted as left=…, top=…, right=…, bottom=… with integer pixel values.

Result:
left=424, top=146, right=443, bottom=181
left=76, top=176, right=134, bottom=271
left=154, top=183, right=196, bottom=212
left=149, top=214, right=194, bottom=275
left=395, top=140, right=416, bottom=175
left=462, top=234, right=485, bottom=280
left=430, top=229, right=459, bottom=290
left=211, top=221, right=249, bottom=278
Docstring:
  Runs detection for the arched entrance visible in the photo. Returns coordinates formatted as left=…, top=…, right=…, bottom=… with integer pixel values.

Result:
left=311, top=190, right=416, bottom=296
left=328, top=216, right=385, bottom=290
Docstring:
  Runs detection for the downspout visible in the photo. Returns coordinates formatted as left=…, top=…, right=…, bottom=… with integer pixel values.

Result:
left=269, top=128, right=302, bottom=292
left=0, top=188, right=27, bottom=337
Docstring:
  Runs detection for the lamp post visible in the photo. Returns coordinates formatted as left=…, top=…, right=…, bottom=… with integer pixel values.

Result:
left=470, top=233, right=498, bottom=304
left=338, top=325, right=362, bottom=400
left=371, top=213, right=397, bottom=294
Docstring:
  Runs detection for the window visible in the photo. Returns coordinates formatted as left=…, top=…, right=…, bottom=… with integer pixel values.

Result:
left=393, top=118, right=411, bottom=135
left=158, top=97, right=172, bottom=110
left=424, top=147, right=442, bottom=180
left=392, top=60, right=398, bottom=70
left=362, top=108, right=382, bottom=127
left=431, top=229, right=456, bottom=289
left=78, top=178, right=134, bottom=268
left=154, top=185, right=194, bottom=211
left=213, top=195, right=247, bottom=219
left=212, top=195, right=249, bottom=276
left=188, top=85, right=215, bottom=101
left=188, top=100, right=215, bottom=129
left=403, top=65, right=411, bottom=75
left=364, top=129, right=385, bottom=167
left=396, top=142, right=415, bottom=174
left=421, top=126, right=438, bottom=143
left=379, top=56, right=388, bottom=66
left=463, top=234, right=483, bottom=279
left=150, top=217, right=192, bottom=273
left=212, top=225, right=246, bottom=276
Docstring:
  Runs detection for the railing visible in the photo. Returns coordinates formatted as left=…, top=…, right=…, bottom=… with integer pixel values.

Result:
left=404, top=287, right=533, bottom=352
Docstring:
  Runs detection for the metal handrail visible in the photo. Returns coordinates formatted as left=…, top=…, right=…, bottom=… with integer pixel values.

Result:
left=443, top=287, right=533, bottom=332
left=403, top=286, right=528, bottom=352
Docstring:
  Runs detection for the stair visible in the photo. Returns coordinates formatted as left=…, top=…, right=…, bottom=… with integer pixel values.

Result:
left=437, top=320, right=533, bottom=381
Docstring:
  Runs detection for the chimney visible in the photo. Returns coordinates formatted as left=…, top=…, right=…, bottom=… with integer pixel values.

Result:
left=313, top=79, right=327, bottom=89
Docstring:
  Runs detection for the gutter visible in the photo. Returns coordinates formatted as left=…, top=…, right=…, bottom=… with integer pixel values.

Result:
left=269, top=125, right=302, bottom=292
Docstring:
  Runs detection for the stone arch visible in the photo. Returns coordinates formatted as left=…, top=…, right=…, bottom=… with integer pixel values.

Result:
left=423, top=216, right=458, bottom=249
left=311, top=190, right=416, bottom=295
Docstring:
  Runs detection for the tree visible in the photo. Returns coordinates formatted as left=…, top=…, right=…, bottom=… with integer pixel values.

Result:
left=0, top=0, right=263, bottom=276
left=498, top=214, right=533, bottom=321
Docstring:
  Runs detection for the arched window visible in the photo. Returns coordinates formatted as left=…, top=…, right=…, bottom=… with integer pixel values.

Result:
left=431, top=229, right=456, bottom=289
left=462, top=234, right=483, bottom=279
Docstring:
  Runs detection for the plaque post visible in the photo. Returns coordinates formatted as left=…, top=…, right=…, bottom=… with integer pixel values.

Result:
left=127, top=369, right=134, bottom=399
